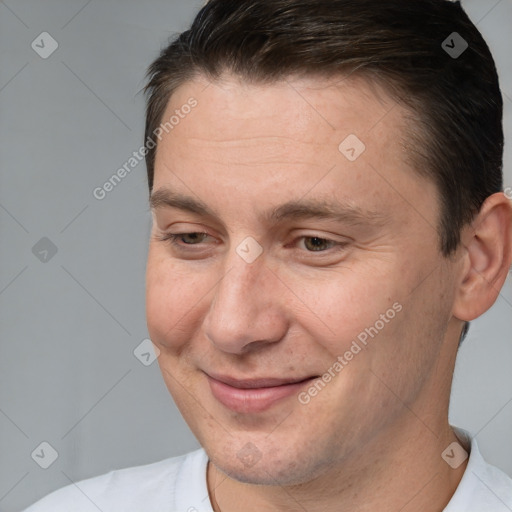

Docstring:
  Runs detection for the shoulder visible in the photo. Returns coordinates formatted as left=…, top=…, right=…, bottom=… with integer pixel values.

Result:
left=24, top=449, right=207, bottom=512
left=445, top=428, right=512, bottom=511
left=472, top=456, right=512, bottom=509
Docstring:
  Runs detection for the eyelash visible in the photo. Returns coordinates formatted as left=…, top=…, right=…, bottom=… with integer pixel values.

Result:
left=156, top=232, right=346, bottom=253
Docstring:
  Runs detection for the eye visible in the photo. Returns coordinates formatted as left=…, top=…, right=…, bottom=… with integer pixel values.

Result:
left=157, top=232, right=212, bottom=246
left=299, top=236, right=338, bottom=252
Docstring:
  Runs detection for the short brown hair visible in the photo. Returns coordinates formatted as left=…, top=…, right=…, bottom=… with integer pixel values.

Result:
left=144, top=0, right=503, bottom=256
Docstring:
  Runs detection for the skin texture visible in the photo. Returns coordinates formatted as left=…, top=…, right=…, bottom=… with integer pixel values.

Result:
left=145, top=74, right=512, bottom=512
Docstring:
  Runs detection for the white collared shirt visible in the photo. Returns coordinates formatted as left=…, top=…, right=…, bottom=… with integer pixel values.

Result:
left=25, top=429, right=512, bottom=511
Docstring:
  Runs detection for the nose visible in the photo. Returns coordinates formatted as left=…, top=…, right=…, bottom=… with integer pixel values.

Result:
left=203, top=247, right=288, bottom=355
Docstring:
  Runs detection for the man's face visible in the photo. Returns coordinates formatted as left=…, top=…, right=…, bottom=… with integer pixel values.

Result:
left=146, top=75, right=460, bottom=485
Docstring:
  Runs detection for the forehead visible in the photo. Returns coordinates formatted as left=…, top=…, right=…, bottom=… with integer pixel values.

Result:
left=151, top=73, right=436, bottom=228
left=160, top=73, right=403, bottom=146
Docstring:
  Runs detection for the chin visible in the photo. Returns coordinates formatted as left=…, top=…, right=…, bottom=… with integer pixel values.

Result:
left=207, top=440, right=335, bottom=487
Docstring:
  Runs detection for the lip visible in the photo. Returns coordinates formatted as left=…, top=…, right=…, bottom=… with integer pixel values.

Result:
left=206, top=373, right=318, bottom=413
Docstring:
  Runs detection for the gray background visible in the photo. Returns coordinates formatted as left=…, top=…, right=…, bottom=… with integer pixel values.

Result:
left=0, top=1, right=511, bottom=511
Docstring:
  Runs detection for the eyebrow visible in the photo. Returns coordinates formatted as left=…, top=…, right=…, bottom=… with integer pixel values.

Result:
left=150, top=188, right=214, bottom=217
left=150, top=188, right=388, bottom=227
left=267, top=199, right=388, bottom=227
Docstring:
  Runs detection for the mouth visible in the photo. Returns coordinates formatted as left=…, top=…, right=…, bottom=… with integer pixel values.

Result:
left=205, top=372, right=319, bottom=413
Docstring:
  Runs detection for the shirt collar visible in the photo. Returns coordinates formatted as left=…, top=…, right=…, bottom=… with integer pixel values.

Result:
left=444, top=426, right=512, bottom=511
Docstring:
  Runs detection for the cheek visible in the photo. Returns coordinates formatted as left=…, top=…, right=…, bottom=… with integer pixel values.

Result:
left=145, top=246, right=210, bottom=350
left=289, top=265, right=402, bottom=355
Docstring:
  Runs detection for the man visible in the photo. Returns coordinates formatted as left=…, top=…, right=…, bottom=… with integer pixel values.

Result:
left=26, top=0, right=512, bottom=510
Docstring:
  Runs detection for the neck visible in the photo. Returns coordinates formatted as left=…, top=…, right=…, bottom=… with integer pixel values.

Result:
left=207, top=417, right=468, bottom=512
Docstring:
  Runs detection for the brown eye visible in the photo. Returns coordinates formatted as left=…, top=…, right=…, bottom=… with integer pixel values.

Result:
left=158, top=232, right=211, bottom=246
left=302, top=237, right=336, bottom=252
left=179, top=233, right=209, bottom=244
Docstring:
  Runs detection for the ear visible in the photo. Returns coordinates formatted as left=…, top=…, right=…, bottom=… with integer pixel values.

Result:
left=452, top=192, right=512, bottom=322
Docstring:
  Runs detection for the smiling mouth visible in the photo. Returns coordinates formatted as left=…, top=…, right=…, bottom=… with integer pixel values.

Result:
left=205, top=373, right=320, bottom=413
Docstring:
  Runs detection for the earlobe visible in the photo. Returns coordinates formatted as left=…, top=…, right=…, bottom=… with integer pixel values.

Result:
left=452, top=192, right=512, bottom=322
